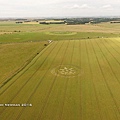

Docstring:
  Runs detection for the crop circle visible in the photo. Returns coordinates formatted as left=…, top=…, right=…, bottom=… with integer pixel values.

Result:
left=51, top=65, right=82, bottom=77
left=46, top=31, right=77, bottom=35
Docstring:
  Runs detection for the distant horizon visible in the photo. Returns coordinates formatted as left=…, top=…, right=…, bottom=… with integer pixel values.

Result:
left=0, top=15, right=120, bottom=19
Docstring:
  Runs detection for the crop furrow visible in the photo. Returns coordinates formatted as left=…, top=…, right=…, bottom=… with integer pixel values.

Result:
left=91, top=40, right=120, bottom=117
left=104, top=39, right=120, bottom=57
left=59, top=40, right=75, bottom=120
left=100, top=39, right=120, bottom=82
left=0, top=43, right=46, bottom=85
left=0, top=42, right=55, bottom=94
left=38, top=41, right=70, bottom=120
left=16, top=41, right=69, bottom=120
left=85, top=40, right=102, bottom=120
left=0, top=42, right=58, bottom=115
left=36, top=41, right=70, bottom=120
left=78, top=40, right=83, bottom=120
left=105, top=39, right=120, bottom=55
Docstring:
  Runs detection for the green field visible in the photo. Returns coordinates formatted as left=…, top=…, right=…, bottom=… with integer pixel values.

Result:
left=0, top=21, right=120, bottom=120
left=0, top=42, right=47, bottom=84
left=0, top=21, right=120, bottom=44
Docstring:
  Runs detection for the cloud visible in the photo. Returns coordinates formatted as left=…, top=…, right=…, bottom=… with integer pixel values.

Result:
left=71, top=4, right=80, bottom=9
left=101, top=4, right=113, bottom=10
left=80, top=4, right=91, bottom=9
left=70, top=4, right=92, bottom=9
left=0, top=0, right=120, bottom=17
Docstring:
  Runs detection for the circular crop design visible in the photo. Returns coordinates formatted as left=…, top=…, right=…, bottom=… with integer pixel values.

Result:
left=51, top=65, right=81, bottom=77
left=46, top=31, right=77, bottom=35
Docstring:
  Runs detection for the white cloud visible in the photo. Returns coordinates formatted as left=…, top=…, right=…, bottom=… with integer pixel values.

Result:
left=101, top=4, right=113, bottom=10
left=80, top=4, right=91, bottom=9
left=71, top=4, right=80, bottom=9
left=0, top=0, right=120, bottom=17
left=70, top=4, right=93, bottom=9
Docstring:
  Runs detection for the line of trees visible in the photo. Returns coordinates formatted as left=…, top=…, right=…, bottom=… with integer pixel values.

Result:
left=64, top=17, right=120, bottom=25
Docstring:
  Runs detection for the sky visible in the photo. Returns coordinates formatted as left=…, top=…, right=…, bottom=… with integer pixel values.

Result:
left=0, top=0, right=120, bottom=18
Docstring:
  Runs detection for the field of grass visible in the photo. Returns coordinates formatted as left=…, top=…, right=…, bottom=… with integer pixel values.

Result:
left=0, top=38, right=120, bottom=120
left=0, top=21, right=120, bottom=33
left=97, top=22, right=120, bottom=30
left=0, top=32, right=119, bottom=43
left=0, top=21, right=120, bottom=44
left=0, top=41, right=46, bottom=85
left=0, top=21, right=120, bottom=120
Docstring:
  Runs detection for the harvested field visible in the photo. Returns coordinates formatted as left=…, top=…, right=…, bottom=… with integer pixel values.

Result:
left=0, top=38, right=120, bottom=120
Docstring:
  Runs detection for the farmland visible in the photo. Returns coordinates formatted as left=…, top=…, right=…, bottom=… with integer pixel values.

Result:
left=0, top=42, right=47, bottom=84
left=0, top=21, right=120, bottom=120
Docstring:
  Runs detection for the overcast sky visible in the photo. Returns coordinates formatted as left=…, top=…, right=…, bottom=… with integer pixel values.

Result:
left=0, top=0, right=120, bottom=18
